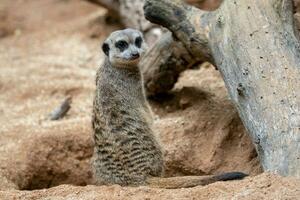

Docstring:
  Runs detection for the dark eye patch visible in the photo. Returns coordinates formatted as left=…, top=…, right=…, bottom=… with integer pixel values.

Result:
left=102, top=43, right=110, bottom=56
left=115, top=40, right=128, bottom=52
left=135, top=36, right=142, bottom=48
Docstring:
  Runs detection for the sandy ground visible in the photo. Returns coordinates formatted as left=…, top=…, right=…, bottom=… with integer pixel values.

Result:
left=0, top=0, right=119, bottom=189
left=1, top=173, right=300, bottom=200
left=0, top=0, right=299, bottom=199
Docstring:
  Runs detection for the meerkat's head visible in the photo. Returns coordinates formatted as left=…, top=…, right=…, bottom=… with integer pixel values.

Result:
left=102, top=28, right=148, bottom=68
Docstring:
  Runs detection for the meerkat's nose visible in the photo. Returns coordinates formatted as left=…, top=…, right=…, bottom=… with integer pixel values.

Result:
left=131, top=52, right=140, bottom=59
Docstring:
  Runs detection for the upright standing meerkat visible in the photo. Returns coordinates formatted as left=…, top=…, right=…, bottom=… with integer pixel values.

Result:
left=92, top=28, right=247, bottom=188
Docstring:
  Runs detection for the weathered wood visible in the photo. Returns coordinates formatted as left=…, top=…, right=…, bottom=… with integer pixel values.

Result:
left=296, top=13, right=300, bottom=30
left=141, top=32, right=201, bottom=96
left=49, top=96, right=72, bottom=120
left=294, top=0, right=300, bottom=12
left=186, top=0, right=221, bottom=11
left=144, top=0, right=300, bottom=177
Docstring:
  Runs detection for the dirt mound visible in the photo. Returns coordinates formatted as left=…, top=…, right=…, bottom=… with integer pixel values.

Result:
left=1, top=173, right=300, bottom=199
left=153, top=65, right=261, bottom=176
left=0, top=172, right=16, bottom=191
left=2, top=65, right=261, bottom=190
left=6, top=127, right=93, bottom=190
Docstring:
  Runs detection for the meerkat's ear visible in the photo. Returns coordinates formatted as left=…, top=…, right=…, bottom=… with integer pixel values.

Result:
left=102, top=42, right=110, bottom=56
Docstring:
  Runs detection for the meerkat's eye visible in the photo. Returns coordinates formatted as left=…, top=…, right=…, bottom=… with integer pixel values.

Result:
left=135, top=37, right=143, bottom=48
left=115, top=40, right=128, bottom=51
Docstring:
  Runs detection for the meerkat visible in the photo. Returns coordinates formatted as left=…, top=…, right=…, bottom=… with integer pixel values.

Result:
left=92, top=28, right=247, bottom=188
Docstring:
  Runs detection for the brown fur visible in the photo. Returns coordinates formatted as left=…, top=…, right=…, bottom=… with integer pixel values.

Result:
left=92, top=57, right=163, bottom=186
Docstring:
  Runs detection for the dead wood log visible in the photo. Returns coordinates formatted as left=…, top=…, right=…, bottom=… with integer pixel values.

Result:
left=294, top=0, right=300, bottom=12
left=144, top=0, right=300, bottom=177
left=141, top=32, right=202, bottom=96
left=49, top=96, right=72, bottom=120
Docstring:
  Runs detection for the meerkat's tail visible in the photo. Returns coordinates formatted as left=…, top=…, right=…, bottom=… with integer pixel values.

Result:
left=146, top=172, right=248, bottom=189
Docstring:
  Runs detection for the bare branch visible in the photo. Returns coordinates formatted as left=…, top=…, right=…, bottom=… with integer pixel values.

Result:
left=144, top=0, right=213, bottom=63
left=141, top=32, right=201, bottom=96
left=49, top=96, right=72, bottom=120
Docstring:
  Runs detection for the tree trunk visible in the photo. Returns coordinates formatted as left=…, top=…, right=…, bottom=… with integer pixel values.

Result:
left=144, top=0, right=300, bottom=177
left=85, top=0, right=201, bottom=96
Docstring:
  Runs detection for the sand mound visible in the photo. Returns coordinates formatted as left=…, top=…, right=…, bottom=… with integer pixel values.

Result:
left=1, top=173, right=300, bottom=200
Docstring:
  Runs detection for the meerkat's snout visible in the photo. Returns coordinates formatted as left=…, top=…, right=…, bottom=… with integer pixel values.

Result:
left=125, top=45, right=142, bottom=61
left=130, top=52, right=140, bottom=59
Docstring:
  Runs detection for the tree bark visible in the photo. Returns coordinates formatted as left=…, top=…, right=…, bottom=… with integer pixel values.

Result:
left=140, top=32, right=200, bottom=96
left=144, top=0, right=300, bottom=177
